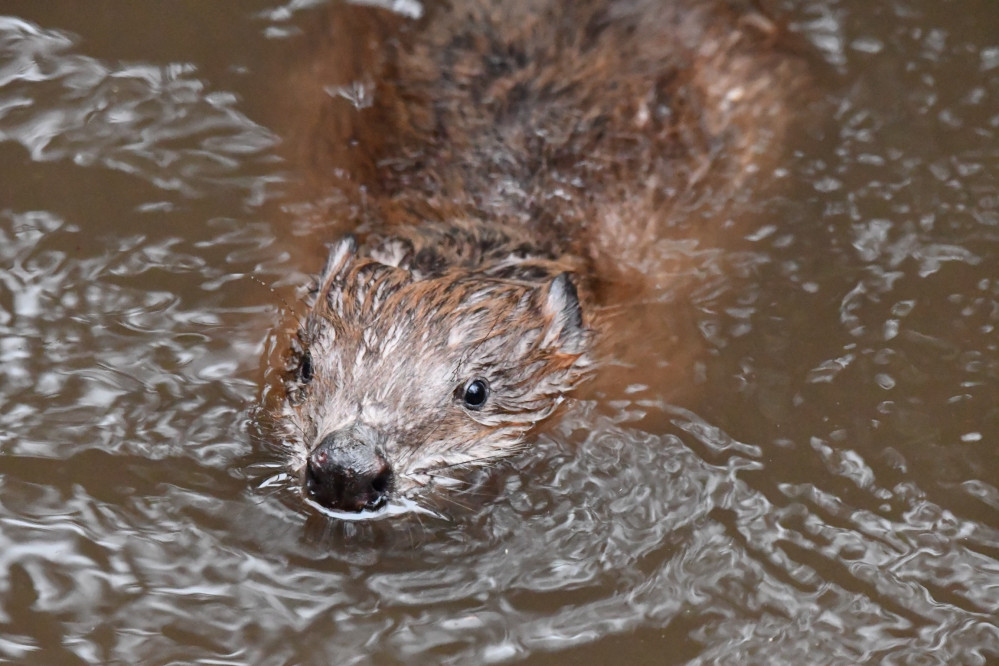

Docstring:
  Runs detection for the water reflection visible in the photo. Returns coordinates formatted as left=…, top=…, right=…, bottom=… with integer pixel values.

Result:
left=0, top=18, right=278, bottom=197
left=0, top=0, right=998, bottom=664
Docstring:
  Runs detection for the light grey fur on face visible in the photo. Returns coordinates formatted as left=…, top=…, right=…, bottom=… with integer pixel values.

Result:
left=282, top=228, right=592, bottom=500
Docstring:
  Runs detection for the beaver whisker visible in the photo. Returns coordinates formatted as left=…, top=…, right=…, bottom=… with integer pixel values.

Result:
left=406, top=472, right=484, bottom=510
left=252, top=474, right=299, bottom=504
left=391, top=418, right=448, bottom=475
left=279, top=402, right=311, bottom=444
left=426, top=488, right=479, bottom=515
left=245, top=273, right=306, bottom=331
left=418, top=451, right=513, bottom=477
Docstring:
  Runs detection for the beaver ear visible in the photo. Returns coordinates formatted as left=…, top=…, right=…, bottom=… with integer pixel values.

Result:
left=541, top=273, right=587, bottom=353
left=319, top=234, right=358, bottom=284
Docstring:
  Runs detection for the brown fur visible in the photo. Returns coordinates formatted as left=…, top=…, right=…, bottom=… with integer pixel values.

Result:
left=277, top=0, right=805, bottom=512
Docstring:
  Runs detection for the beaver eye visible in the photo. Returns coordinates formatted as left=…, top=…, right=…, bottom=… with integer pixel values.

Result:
left=299, top=351, right=314, bottom=383
left=459, top=378, right=489, bottom=410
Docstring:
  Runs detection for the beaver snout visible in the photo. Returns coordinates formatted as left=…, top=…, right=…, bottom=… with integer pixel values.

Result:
left=306, top=428, right=393, bottom=512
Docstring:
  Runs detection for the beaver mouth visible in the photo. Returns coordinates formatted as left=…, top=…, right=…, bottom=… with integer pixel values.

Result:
left=304, top=427, right=395, bottom=512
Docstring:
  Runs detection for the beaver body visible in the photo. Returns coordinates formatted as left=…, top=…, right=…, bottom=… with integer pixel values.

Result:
left=279, top=0, right=802, bottom=513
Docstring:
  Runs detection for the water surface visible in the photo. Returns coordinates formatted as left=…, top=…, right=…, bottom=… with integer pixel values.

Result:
left=0, top=0, right=998, bottom=663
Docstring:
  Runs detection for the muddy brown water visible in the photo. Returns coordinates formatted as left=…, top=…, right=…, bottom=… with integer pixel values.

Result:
left=1, top=0, right=998, bottom=663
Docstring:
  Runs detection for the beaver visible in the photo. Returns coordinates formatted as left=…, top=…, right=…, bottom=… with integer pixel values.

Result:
left=278, top=0, right=803, bottom=513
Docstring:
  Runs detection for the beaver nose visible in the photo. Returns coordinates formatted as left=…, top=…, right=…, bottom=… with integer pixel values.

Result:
left=306, top=430, right=393, bottom=512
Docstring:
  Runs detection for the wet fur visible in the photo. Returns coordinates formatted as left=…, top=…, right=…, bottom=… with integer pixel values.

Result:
left=284, top=232, right=591, bottom=498
left=279, top=0, right=804, bottom=507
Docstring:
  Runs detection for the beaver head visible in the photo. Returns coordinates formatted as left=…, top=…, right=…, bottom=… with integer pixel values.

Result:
left=281, top=234, right=592, bottom=513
